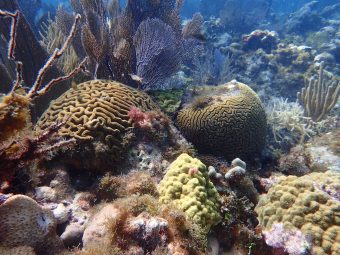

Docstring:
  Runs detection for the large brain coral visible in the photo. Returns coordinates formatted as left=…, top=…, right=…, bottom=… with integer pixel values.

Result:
left=36, top=80, right=158, bottom=170
left=158, top=153, right=221, bottom=232
left=255, top=172, right=340, bottom=255
left=176, top=80, right=266, bottom=160
left=0, top=195, right=63, bottom=255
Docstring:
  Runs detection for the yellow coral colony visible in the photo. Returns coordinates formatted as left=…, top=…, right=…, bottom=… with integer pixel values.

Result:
left=158, top=153, right=221, bottom=232
left=176, top=80, right=267, bottom=160
left=255, top=172, right=340, bottom=255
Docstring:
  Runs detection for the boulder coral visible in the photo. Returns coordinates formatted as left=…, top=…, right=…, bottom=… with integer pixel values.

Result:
left=255, top=172, right=340, bottom=255
left=0, top=195, right=63, bottom=255
left=36, top=80, right=159, bottom=170
left=176, top=80, right=267, bottom=160
left=158, top=153, right=221, bottom=232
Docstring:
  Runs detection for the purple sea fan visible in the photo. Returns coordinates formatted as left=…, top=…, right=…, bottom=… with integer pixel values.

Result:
left=133, top=18, right=181, bottom=90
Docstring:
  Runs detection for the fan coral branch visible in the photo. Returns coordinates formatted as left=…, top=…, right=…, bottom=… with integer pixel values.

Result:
left=11, top=61, right=23, bottom=93
left=0, top=9, right=19, bottom=59
left=34, top=57, right=88, bottom=97
left=28, top=14, right=82, bottom=98
left=297, top=64, right=340, bottom=122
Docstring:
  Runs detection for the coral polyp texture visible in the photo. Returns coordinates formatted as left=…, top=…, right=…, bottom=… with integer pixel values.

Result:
left=158, top=153, right=221, bottom=232
left=36, top=80, right=158, bottom=169
left=255, top=172, right=340, bottom=255
left=176, top=80, right=266, bottom=160
left=0, top=195, right=63, bottom=255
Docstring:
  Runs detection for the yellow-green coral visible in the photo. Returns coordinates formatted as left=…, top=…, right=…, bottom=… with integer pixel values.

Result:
left=176, top=81, right=266, bottom=160
left=158, top=153, right=221, bottom=232
left=255, top=172, right=340, bottom=255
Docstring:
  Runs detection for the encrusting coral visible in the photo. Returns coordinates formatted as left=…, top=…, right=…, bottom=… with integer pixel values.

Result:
left=255, top=171, right=340, bottom=255
left=158, top=153, right=221, bottom=232
left=36, top=80, right=159, bottom=170
left=297, top=64, right=340, bottom=122
left=177, top=80, right=267, bottom=160
left=0, top=194, right=63, bottom=255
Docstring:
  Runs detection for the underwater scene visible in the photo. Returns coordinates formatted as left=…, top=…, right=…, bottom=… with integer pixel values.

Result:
left=0, top=0, right=339, bottom=254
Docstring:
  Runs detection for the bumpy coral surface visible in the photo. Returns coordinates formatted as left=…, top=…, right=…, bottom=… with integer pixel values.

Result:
left=176, top=80, right=266, bottom=160
left=0, top=195, right=63, bottom=255
left=158, top=153, right=221, bottom=231
left=255, top=172, right=340, bottom=255
left=36, top=80, right=158, bottom=168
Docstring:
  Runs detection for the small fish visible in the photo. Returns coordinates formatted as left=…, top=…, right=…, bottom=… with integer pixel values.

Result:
left=129, top=74, right=143, bottom=89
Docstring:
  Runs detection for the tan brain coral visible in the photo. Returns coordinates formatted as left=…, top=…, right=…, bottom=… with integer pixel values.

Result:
left=36, top=80, right=158, bottom=169
left=0, top=195, right=63, bottom=255
left=176, top=80, right=266, bottom=160
left=255, top=172, right=340, bottom=255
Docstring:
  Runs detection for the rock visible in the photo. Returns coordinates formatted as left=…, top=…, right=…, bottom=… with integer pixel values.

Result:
left=82, top=204, right=119, bottom=248
left=242, top=30, right=279, bottom=53
left=305, top=131, right=340, bottom=172
left=35, top=186, right=57, bottom=202
left=52, top=203, right=69, bottom=224
left=207, top=236, right=219, bottom=255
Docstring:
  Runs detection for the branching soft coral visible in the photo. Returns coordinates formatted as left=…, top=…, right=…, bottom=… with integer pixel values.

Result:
left=0, top=121, right=75, bottom=192
left=0, top=9, right=86, bottom=191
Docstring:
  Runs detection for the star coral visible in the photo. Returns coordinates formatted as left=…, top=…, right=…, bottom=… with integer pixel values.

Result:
left=255, top=171, right=340, bottom=255
left=158, top=153, right=221, bottom=232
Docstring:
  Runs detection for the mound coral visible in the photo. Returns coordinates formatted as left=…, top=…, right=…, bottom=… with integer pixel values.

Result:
left=176, top=80, right=267, bottom=160
left=158, top=153, right=221, bottom=232
left=255, top=172, right=340, bottom=255
left=36, top=80, right=158, bottom=169
left=0, top=195, right=63, bottom=255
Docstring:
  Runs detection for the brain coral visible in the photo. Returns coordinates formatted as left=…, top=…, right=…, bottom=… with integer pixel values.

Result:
left=0, top=195, right=63, bottom=255
left=158, top=153, right=221, bottom=232
left=176, top=80, right=266, bottom=160
left=255, top=172, right=340, bottom=255
left=36, top=80, right=158, bottom=169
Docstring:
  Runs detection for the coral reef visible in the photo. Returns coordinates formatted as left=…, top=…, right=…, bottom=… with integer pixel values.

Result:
left=158, top=153, right=221, bottom=232
left=256, top=172, right=340, bottom=255
left=36, top=80, right=158, bottom=170
left=0, top=194, right=63, bottom=255
left=177, top=80, right=267, bottom=160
